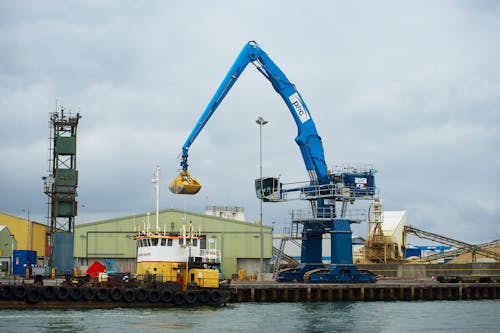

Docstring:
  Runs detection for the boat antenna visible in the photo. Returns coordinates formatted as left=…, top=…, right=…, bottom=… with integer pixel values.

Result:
left=152, top=165, right=161, bottom=233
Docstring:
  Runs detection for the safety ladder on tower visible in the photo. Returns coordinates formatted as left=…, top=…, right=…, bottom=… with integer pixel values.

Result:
left=272, top=225, right=302, bottom=279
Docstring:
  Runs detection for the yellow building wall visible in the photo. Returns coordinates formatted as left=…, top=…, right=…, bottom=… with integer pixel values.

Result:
left=0, top=213, right=49, bottom=256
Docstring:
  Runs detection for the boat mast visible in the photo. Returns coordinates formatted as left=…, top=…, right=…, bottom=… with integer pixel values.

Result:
left=152, top=165, right=160, bottom=232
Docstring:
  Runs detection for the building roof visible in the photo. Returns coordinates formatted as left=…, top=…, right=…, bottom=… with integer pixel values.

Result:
left=352, top=236, right=366, bottom=245
left=75, top=208, right=273, bottom=231
left=0, top=212, right=47, bottom=227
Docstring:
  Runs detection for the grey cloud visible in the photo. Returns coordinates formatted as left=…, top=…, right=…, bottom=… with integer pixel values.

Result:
left=1, top=1, right=499, bottom=244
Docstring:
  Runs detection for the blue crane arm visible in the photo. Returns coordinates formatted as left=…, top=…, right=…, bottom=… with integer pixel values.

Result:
left=180, top=41, right=329, bottom=184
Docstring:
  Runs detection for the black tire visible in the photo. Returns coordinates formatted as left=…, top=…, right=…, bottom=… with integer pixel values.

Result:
left=210, top=289, right=221, bottom=303
left=42, top=286, right=56, bottom=300
left=96, top=288, right=109, bottom=302
left=110, top=288, right=123, bottom=302
left=148, top=289, right=161, bottom=303
left=14, top=285, right=26, bottom=300
left=172, top=291, right=185, bottom=306
left=25, top=288, right=42, bottom=304
left=56, top=286, right=69, bottom=301
left=0, top=285, right=13, bottom=300
left=122, top=289, right=135, bottom=303
left=135, top=288, right=147, bottom=302
left=184, top=291, right=197, bottom=304
left=69, top=287, right=83, bottom=301
left=82, top=288, right=96, bottom=301
left=198, top=289, right=210, bottom=303
left=160, top=289, right=173, bottom=303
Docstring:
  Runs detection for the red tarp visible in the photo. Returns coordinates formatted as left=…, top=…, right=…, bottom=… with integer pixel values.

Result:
left=86, top=261, right=106, bottom=278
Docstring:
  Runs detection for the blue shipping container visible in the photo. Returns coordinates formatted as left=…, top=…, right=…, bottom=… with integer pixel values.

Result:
left=13, top=250, right=37, bottom=275
left=53, top=232, right=74, bottom=275
left=405, top=248, right=422, bottom=258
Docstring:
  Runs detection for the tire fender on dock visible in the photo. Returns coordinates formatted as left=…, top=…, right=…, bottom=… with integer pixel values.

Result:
left=14, top=285, right=26, bottom=300
left=135, top=288, right=147, bottom=302
left=160, top=290, right=173, bottom=303
left=25, top=288, right=42, bottom=304
left=42, top=286, right=56, bottom=300
left=172, top=291, right=185, bottom=305
left=56, top=286, right=69, bottom=301
left=82, top=288, right=95, bottom=301
left=198, top=289, right=210, bottom=303
left=0, top=285, right=13, bottom=300
left=209, top=289, right=221, bottom=303
left=184, top=291, right=197, bottom=304
left=122, top=289, right=135, bottom=303
left=110, top=288, right=123, bottom=302
left=148, top=289, right=161, bottom=303
left=96, top=288, right=109, bottom=301
left=69, top=287, right=83, bottom=301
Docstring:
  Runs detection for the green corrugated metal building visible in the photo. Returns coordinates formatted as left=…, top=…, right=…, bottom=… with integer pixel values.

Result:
left=74, top=209, right=273, bottom=279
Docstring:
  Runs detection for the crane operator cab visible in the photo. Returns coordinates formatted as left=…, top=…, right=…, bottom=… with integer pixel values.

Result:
left=255, top=177, right=281, bottom=202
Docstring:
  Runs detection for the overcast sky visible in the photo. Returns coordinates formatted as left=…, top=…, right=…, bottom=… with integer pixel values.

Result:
left=1, top=1, right=499, bottom=245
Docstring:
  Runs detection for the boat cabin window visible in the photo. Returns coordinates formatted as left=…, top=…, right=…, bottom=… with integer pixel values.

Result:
left=161, top=238, right=166, bottom=246
left=167, top=239, right=173, bottom=246
left=152, top=238, right=158, bottom=246
left=147, top=239, right=152, bottom=247
left=192, top=239, right=198, bottom=247
left=179, top=238, right=184, bottom=246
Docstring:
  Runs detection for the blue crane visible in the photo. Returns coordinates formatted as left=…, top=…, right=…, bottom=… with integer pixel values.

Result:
left=169, top=41, right=377, bottom=283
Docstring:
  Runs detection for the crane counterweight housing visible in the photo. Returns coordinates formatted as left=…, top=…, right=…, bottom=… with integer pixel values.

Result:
left=170, top=41, right=377, bottom=283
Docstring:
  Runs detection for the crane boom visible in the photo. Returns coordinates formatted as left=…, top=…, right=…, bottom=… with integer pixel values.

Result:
left=170, top=41, right=328, bottom=195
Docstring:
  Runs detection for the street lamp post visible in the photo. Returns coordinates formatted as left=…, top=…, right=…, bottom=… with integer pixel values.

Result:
left=9, top=234, right=14, bottom=276
left=21, top=209, right=31, bottom=250
left=256, top=116, right=268, bottom=274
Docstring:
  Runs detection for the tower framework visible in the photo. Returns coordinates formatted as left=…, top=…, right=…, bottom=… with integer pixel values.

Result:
left=43, top=106, right=81, bottom=273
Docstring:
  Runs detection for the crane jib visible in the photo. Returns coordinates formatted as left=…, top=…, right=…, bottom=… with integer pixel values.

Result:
left=170, top=41, right=328, bottom=195
left=289, top=93, right=310, bottom=123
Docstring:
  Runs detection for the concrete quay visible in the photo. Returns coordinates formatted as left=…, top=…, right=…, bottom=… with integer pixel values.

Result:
left=229, top=280, right=500, bottom=302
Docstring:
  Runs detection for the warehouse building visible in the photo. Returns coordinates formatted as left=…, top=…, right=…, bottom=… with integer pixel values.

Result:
left=74, top=208, right=273, bottom=279
left=0, top=212, right=51, bottom=276
left=0, top=212, right=50, bottom=259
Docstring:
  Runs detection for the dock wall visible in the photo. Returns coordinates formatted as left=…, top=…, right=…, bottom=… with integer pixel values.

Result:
left=231, top=282, right=500, bottom=302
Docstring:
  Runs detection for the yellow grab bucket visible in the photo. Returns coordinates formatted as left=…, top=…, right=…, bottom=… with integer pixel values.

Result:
left=168, top=170, right=202, bottom=195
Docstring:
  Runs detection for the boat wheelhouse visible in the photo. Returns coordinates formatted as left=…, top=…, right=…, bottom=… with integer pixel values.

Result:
left=134, top=224, right=221, bottom=289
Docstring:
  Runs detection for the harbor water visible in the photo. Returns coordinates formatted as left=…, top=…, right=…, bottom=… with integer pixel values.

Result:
left=0, top=300, right=498, bottom=332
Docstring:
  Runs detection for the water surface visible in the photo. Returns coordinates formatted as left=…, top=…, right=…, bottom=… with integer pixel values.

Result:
left=0, top=300, right=498, bottom=332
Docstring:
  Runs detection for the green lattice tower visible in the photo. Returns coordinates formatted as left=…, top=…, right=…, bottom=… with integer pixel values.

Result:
left=44, top=106, right=81, bottom=273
